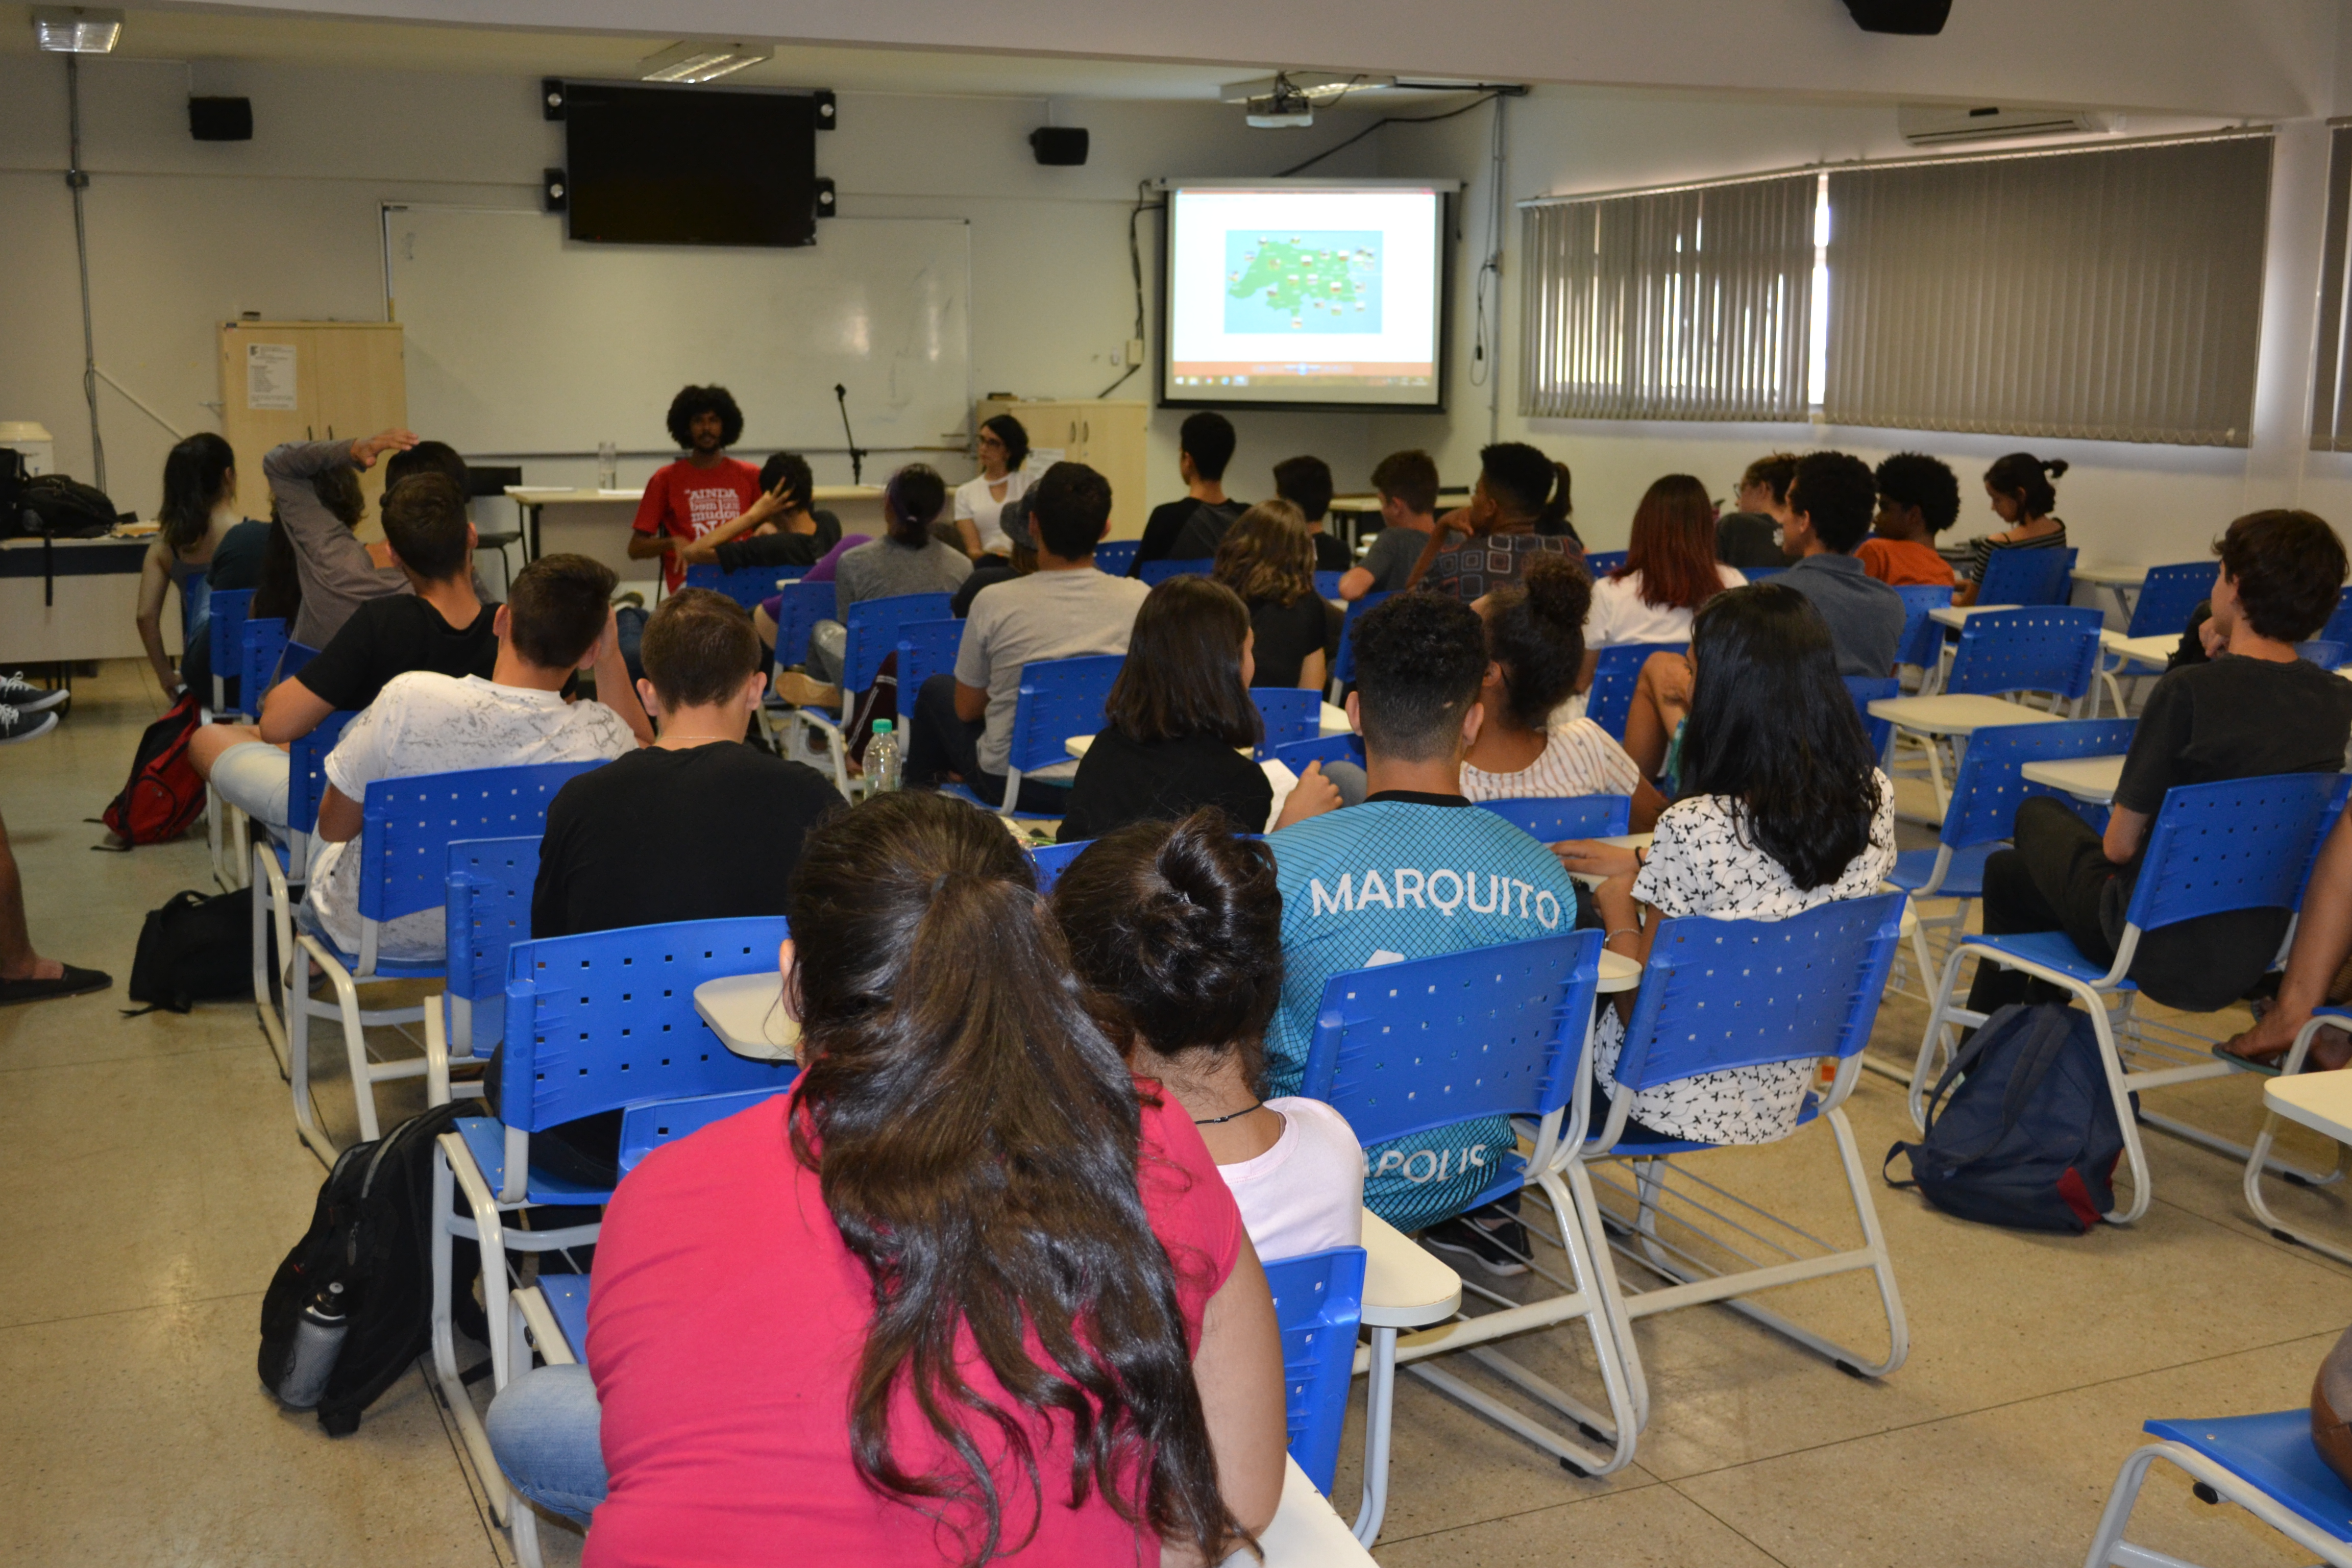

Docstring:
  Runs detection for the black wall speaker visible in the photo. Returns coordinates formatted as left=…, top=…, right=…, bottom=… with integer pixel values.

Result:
left=188, top=96, right=253, bottom=141
left=543, top=167, right=568, bottom=213
left=1029, top=127, right=1090, bottom=166
left=1842, top=0, right=1952, bottom=33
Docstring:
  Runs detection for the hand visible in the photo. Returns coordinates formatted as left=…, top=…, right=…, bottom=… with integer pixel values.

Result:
left=348, top=429, right=420, bottom=469
left=1273, top=760, right=1342, bottom=829
left=1553, top=839, right=1639, bottom=880
left=676, top=534, right=716, bottom=565
left=2198, top=616, right=2226, bottom=658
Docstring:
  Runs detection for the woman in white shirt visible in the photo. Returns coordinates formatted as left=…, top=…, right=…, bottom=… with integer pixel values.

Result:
left=952, top=414, right=1032, bottom=559
left=1053, top=810, right=1365, bottom=1263
left=1557, top=583, right=1895, bottom=1146
left=1581, top=473, right=1746, bottom=685
left=1461, top=554, right=1665, bottom=831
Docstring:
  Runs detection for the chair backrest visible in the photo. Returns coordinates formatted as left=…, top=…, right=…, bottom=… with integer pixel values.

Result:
left=2323, top=585, right=2352, bottom=646
left=617, top=1084, right=797, bottom=1177
left=683, top=560, right=800, bottom=613
left=2298, top=640, right=2346, bottom=670
left=1094, top=539, right=1140, bottom=577
left=1947, top=607, right=2104, bottom=702
left=1610, top=891, right=1903, bottom=1092
left=1137, top=556, right=1214, bottom=587
left=1475, top=795, right=1631, bottom=841
left=285, top=709, right=360, bottom=838
left=1330, top=592, right=1391, bottom=687
left=208, top=588, right=255, bottom=712
left=1301, top=930, right=1602, bottom=1150
left=504, top=916, right=797, bottom=1132
left=1584, top=550, right=1629, bottom=576
left=445, top=836, right=538, bottom=1008
left=1585, top=642, right=1685, bottom=742
left=1894, top=585, right=1955, bottom=670
left=768, top=580, right=837, bottom=668
left=1744, top=566, right=1786, bottom=581
left=1843, top=675, right=1899, bottom=761
left=1976, top=545, right=2077, bottom=607
left=1251, top=687, right=1321, bottom=758
left=1004, top=654, right=1125, bottom=775
left=2125, top=561, right=2218, bottom=640
left=1940, top=719, right=2138, bottom=850
left=358, top=761, right=604, bottom=923
left=240, top=616, right=288, bottom=705
left=895, top=618, right=964, bottom=701
left=840, top=592, right=954, bottom=694
left=1271, top=732, right=1364, bottom=774
left=282, top=642, right=321, bottom=682
left=1263, top=1245, right=1369, bottom=1497
left=1029, top=839, right=1088, bottom=891
left=1312, top=570, right=1344, bottom=602
left=2122, top=772, right=2344, bottom=934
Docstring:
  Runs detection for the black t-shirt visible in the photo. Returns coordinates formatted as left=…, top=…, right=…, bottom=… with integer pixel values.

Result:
left=1716, top=512, right=1793, bottom=570
left=952, top=562, right=1021, bottom=618
left=1135, top=498, right=1246, bottom=573
left=1308, top=530, right=1351, bottom=574
left=1247, top=594, right=1329, bottom=688
left=296, top=594, right=499, bottom=712
left=1169, top=499, right=1250, bottom=565
left=206, top=518, right=272, bottom=590
left=1057, top=728, right=1273, bottom=844
left=713, top=509, right=843, bottom=574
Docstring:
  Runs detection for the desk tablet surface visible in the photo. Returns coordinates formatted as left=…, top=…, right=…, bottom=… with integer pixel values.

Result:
left=694, top=972, right=797, bottom=1060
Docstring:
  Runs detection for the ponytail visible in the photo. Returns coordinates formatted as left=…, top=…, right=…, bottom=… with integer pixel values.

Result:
left=1536, top=459, right=1576, bottom=538
left=159, top=432, right=236, bottom=554
left=1983, top=452, right=2066, bottom=520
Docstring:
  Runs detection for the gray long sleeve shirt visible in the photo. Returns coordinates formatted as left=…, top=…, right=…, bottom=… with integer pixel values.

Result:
left=267, top=439, right=495, bottom=650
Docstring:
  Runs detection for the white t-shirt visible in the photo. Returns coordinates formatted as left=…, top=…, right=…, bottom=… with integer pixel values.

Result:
left=953, top=468, right=1032, bottom=556
left=307, top=673, right=636, bottom=962
left=1460, top=715, right=1645, bottom=802
left=1585, top=565, right=1747, bottom=649
left=1216, top=1097, right=1367, bottom=1262
left=955, top=568, right=1150, bottom=776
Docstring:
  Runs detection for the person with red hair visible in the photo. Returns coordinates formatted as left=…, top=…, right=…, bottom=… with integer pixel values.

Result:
left=1580, top=474, right=1746, bottom=690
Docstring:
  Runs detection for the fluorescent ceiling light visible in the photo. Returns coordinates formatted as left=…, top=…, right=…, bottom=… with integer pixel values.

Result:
left=638, top=40, right=773, bottom=84
left=1220, top=71, right=1394, bottom=106
left=32, top=7, right=123, bottom=53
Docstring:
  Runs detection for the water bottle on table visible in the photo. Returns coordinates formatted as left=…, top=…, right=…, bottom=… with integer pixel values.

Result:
left=866, top=719, right=900, bottom=793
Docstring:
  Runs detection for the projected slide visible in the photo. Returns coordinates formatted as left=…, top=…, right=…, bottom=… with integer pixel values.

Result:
left=1164, top=184, right=1447, bottom=409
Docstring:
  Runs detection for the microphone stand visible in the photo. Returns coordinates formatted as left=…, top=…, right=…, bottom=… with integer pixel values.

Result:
left=833, top=383, right=866, bottom=485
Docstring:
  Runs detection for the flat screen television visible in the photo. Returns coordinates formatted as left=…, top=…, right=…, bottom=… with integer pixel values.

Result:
left=563, top=83, right=820, bottom=247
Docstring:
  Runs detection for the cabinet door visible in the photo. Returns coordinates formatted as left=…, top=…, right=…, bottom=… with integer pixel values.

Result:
left=1082, top=405, right=1150, bottom=540
left=312, top=327, right=409, bottom=519
left=218, top=325, right=316, bottom=512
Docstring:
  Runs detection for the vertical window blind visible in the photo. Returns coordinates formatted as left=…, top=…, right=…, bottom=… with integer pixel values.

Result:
left=1518, top=174, right=1818, bottom=422
left=1822, top=133, right=2271, bottom=447
left=2309, top=123, right=2352, bottom=451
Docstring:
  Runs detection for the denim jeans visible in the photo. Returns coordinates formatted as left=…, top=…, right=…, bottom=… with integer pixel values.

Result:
left=486, top=1364, right=608, bottom=1526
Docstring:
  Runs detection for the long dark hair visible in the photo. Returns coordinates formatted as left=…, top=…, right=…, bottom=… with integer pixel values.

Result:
left=1105, top=578, right=1263, bottom=749
left=1619, top=474, right=1724, bottom=612
left=1484, top=554, right=1591, bottom=730
left=160, top=432, right=236, bottom=554
left=884, top=463, right=949, bottom=548
left=1677, top=583, right=1879, bottom=890
left=785, top=792, right=1242, bottom=1566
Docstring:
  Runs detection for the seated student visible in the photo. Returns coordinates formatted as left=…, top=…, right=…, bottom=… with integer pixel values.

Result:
left=770, top=465, right=971, bottom=707
left=1265, top=592, right=1596, bottom=1272
left=1272, top=454, right=1352, bottom=573
left=267, top=430, right=478, bottom=649
left=1462, top=555, right=1665, bottom=831
left=1057, top=577, right=1340, bottom=843
left=1406, top=442, right=1582, bottom=600
left=1582, top=473, right=1745, bottom=685
left=677, top=451, right=844, bottom=578
left=1858, top=453, right=1961, bottom=586
left=1556, top=584, right=1895, bottom=1143
left=953, top=413, right=1031, bottom=559
left=485, top=791, right=1287, bottom=1561
left=1778, top=450, right=1906, bottom=676
left=1056, top=813, right=1366, bottom=1260
left=627, top=385, right=763, bottom=596
left=904, top=462, right=1150, bottom=813
left=1953, top=452, right=2069, bottom=606
left=2222, top=804, right=2352, bottom=1072
left=302, top=554, right=647, bottom=963
left=1716, top=453, right=1798, bottom=570
left=1134, top=410, right=1245, bottom=574
left=137, top=433, right=261, bottom=701
left=1341, top=449, right=1441, bottom=600
left=1968, top=510, right=2352, bottom=1022
left=950, top=490, right=1033, bottom=615
left=1212, top=500, right=1329, bottom=691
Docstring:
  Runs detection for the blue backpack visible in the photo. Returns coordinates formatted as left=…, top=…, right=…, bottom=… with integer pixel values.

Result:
left=1884, top=1003, right=2132, bottom=1234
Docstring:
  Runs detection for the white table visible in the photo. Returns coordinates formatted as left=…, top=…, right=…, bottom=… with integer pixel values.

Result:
left=1869, top=692, right=2066, bottom=736
left=2264, top=1071, right=2352, bottom=1143
left=2072, top=562, right=2148, bottom=621
left=2100, top=630, right=2176, bottom=669
left=2021, top=754, right=2125, bottom=805
left=1927, top=603, right=2018, bottom=630
left=0, top=535, right=182, bottom=664
left=1562, top=832, right=1654, bottom=888
left=505, top=484, right=887, bottom=588
left=1067, top=701, right=1353, bottom=760
left=695, top=972, right=798, bottom=1060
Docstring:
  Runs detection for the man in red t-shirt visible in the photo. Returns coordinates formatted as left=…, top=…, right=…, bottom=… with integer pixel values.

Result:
left=629, top=385, right=764, bottom=594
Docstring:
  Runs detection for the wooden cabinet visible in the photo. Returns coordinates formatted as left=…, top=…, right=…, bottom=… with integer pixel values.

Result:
left=218, top=323, right=407, bottom=525
left=974, top=399, right=1149, bottom=540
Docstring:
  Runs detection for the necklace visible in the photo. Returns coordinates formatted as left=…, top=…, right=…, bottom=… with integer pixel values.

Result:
left=1193, top=1100, right=1264, bottom=1126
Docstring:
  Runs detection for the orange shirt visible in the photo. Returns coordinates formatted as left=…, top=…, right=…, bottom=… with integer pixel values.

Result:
left=1857, top=535, right=1954, bottom=587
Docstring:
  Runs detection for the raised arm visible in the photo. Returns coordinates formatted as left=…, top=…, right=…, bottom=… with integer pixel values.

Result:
left=266, top=433, right=407, bottom=598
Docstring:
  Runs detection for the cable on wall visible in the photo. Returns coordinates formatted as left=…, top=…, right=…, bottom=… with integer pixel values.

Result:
left=1097, top=179, right=1162, bottom=398
left=65, top=55, right=107, bottom=492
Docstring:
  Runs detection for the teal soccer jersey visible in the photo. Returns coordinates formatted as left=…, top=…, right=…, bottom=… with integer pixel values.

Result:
left=1266, top=797, right=1590, bottom=1230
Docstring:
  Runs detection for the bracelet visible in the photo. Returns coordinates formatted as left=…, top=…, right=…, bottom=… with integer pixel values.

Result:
left=1604, top=927, right=1639, bottom=944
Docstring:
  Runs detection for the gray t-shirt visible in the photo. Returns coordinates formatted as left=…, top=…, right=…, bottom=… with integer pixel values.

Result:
left=830, top=536, right=972, bottom=621
left=1781, top=552, right=1906, bottom=677
left=954, top=568, right=1151, bottom=775
left=1358, top=525, right=1433, bottom=594
left=270, top=438, right=496, bottom=650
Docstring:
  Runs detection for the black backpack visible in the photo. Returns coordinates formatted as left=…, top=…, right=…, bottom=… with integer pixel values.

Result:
left=260, top=1102, right=482, bottom=1435
left=126, top=887, right=261, bottom=1014
left=17, top=473, right=121, bottom=538
left=1884, top=1003, right=2133, bottom=1234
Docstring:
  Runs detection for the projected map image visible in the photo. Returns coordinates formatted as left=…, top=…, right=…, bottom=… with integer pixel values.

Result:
left=1224, top=231, right=1382, bottom=334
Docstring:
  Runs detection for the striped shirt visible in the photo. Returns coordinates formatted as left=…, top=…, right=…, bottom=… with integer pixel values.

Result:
left=1959, top=521, right=2068, bottom=586
left=1460, top=716, right=1645, bottom=802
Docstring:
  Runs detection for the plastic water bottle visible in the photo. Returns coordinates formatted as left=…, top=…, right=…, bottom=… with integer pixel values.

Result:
left=278, top=1281, right=348, bottom=1410
left=596, top=440, right=618, bottom=492
left=866, top=719, right=901, bottom=793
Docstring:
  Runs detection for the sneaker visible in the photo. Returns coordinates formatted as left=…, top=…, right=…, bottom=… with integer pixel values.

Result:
left=0, top=673, right=66, bottom=714
left=1420, top=1214, right=1532, bottom=1277
left=0, top=704, right=59, bottom=746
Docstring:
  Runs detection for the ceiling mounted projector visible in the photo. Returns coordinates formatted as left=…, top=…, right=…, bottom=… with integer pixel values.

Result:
left=1236, top=72, right=1323, bottom=129
left=1221, top=70, right=1391, bottom=107
left=637, top=40, right=774, bottom=84
left=32, top=7, right=122, bottom=53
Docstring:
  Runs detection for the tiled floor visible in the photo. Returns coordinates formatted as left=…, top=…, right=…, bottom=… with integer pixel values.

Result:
left=2, top=660, right=2345, bottom=1567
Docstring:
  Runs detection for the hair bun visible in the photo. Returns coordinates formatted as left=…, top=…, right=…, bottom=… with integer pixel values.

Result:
left=1521, top=553, right=1592, bottom=630
left=2043, top=458, right=2069, bottom=480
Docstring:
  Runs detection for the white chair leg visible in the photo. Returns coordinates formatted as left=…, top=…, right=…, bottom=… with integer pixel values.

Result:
left=1350, top=1325, right=1399, bottom=1546
left=296, top=934, right=382, bottom=1146
left=436, top=1134, right=518, bottom=1528
left=2079, top=1445, right=2167, bottom=1568
left=1910, top=941, right=1980, bottom=1131
left=288, top=942, right=332, bottom=1163
left=252, top=845, right=290, bottom=1077
left=2078, top=992, right=2154, bottom=1224
left=2241, top=1021, right=2352, bottom=1264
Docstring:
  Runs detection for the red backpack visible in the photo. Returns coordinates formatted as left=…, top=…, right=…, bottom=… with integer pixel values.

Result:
left=102, top=692, right=209, bottom=845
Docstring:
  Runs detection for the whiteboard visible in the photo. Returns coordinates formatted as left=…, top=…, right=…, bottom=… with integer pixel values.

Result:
left=383, top=206, right=971, bottom=456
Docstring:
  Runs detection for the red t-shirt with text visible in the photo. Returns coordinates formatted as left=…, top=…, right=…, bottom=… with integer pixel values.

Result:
left=632, top=458, right=763, bottom=592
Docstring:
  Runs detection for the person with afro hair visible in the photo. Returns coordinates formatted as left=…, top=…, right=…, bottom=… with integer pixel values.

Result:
left=629, top=384, right=762, bottom=594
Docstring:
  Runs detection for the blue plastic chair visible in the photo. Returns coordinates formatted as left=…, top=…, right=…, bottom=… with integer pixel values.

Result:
left=2246, top=1002, right=2352, bottom=1265
left=1918, top=772, right=2349, bottom=1224
left=1272, top=732, right=1364, bottom=776
left=1252, top=686, right=1321, bottom=759
left=1327, top=591, right=1390, bottom=701
left=1872, top=607, right=2105, bottom=817
left=943, top=653, right=1123, bottom=818
left=785, top=591, right=955, bottom=798
left=2300, top=640, right=2347, bottom=670
left=1585, top=642, right=1685, bottom=743
left=1579, top=892, right=1908, bottom=1430
left=1138, top=556, right=1214, bottom=586
left=2324, top=585, right=2352, bottom=647
left=1094, top=539, right=1140, bottom=577
left=282, top=641, right=320, bottom=682
left=1301, top=930, right=1639, bottom=1502
left=2085, top=1409, right=2352, bottom=1567
left=1312, top=570, right=1345, bottom=602
left=1893, top=585, right=1955, bottom=674
left=684, top=560, right=800, bottom=612
left=1475, top=794, right=1631, bottom=842
left=442, top=835, right=539, bottom=1062
left=892, top=617, right=964, bottom=761
left=1844, top=675, right=1899, bottom=763
left=766, top=579, right=836, bottom=668
left=1975, top=545, right=2077, bottom=607
left=1264, top=1246, right=1369, bottom=1497
left=2123, top=561, right=2216, bottom=641
left=289, top=760, right=604, bottom=1158
left=1585, top=550, right=1629, bottom=576
left=207, top=587, right=256, bottom=716
left=240, top=615, right=288, bottom=707
left=1029, top=838, right=1089, bottom=891
left=1744, top=566, right=1786, bottom=582
left=251, top=708, right=360, bottom=1073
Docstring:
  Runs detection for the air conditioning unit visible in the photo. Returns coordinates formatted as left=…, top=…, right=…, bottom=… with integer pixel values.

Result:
left=1896, top=104, right=2117, bottom=147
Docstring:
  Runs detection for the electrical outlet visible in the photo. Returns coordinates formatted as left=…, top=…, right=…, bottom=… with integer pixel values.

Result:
left=1126, top=337, right=1146, bottom=366
left=1109, top=343, right=1124, bottom=367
